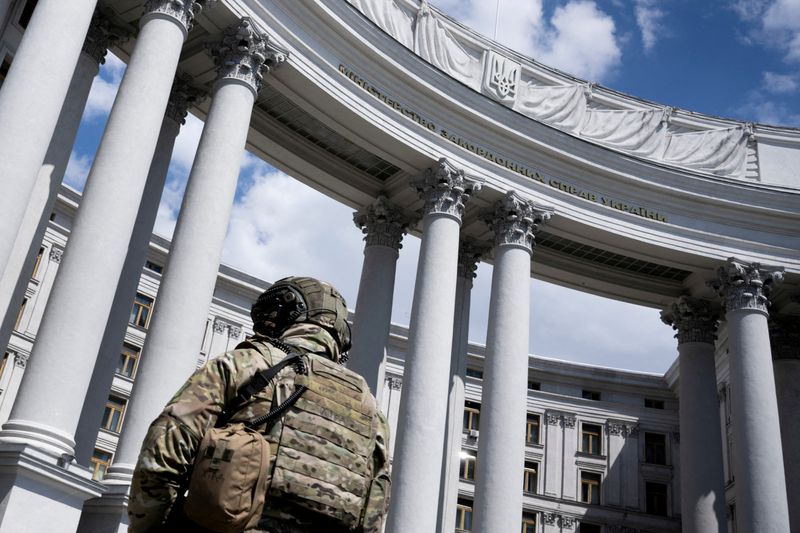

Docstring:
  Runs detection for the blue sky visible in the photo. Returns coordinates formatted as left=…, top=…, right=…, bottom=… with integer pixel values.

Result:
left=63, top=0, right=799, bottom=374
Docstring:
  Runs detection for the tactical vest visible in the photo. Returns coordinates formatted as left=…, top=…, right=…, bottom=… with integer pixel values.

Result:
left=267, top=353, right=379, bottom=529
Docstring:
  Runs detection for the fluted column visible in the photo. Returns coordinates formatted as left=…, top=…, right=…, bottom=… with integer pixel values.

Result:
left=386, top=159, right=480, bottom=533
left=661, top=297, right=726, bottom=533
left=709, top=259, right=789, bottom=532
left=107, top=19, right=284, bottom=482
left=769, top=315, right=800, bottom=532
left=73, top=77, right=203, bottom=465
left=0, top=10, right=125, bottom=360
left=474, top=191, right=551, bottom=533
left=347, top=196, right=409, bottom=394
left=437, top=240, right=483, bottom=533
left=0, top=0, right=214, bottom=458
left=0, top=0, right=98, bottom=277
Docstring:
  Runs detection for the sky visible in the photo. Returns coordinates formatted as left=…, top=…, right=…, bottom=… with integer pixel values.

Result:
left=63, top=0, right=800, bottom=375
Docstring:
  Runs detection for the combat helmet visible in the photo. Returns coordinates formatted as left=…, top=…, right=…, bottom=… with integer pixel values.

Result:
left=251, top=276, right=352, bottom=359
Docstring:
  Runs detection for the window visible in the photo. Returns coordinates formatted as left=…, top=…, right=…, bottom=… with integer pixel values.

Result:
left=0, top=54, right=11, bottom=88
left=0, top=352, right=9, bottom=379
left=455, top=499, right=473, bottom=531
left=523, top=462, right=538, bottom=493
left=130, top=293, right=154, bottom=329
left=582, top=389, right=601, bottom=401
left=14, top=298, right=27, bottom=330
left=528, top=380, right=540, bottom=391
left=31, top=246, right=44, bottom=278
left=521, top=513, right=537, bottom=533
left=580, top=472, right=602, bottom=504
left=645, top=482, right=668, bottom=516
left=579, top=524, right=601, bottom=533
left=116, top=343, right=140, bottom=379
left=459, top=454, right=476, bottom=481
left=581, top=423, right=602, bottom=455
left=526, top=413, right=540, bottom=445
left=90, top=449, right=112, bottom=481
left=644, top=398, right=664, bottom=409
left=644, top=433, right=667, bottom=465
left=463, top=401, right=480, bottom=432
left=466, top=367, right=483, bottom=379
left=17, top=0, right=39, bottom=29
left=102, top=396, right=126, bottom=433
left=144, top=260, right=163, bottom=274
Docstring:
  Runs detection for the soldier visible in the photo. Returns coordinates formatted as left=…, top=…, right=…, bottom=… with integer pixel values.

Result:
left=129, top=276, right=391, bottom=532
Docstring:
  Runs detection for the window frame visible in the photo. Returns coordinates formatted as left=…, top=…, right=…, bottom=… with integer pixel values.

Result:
left=116, top=343, right=140, bottom=379
left=644, top=397, right=664, bottom=409
left=90, top=449, right=113, bottom=481
left=455, top=499, right=473, bottom=531
left=463, top=401, right=480, bottom=433
left=523, top=461, right=538, bottom=494
left=580, top=471, right=602, bottom=505
left=644, top=432, right=667, bottom=465
left=526, top=413, right=541, bottom=445
left=581, top=422, right=603, bottom=456
left=102, top=396, right=126, bottom=434
left=459, top=454, right=477, bottom=481
left=14, top=297, right=27, bottom=331
left=645, top=481, right=669, bottom=516
left=521, top=513, right=537, bottom=533
left=582, top=389, right=601, bottom=401
left=130, top=292, right=154, bottom=329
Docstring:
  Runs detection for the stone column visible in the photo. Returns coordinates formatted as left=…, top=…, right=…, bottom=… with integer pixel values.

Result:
left=0, top=10, right=124, bottom=360
left=0, top=0, right=213, bottom=457
left=0, top=0, right=98, bottom=277
left=347, top=196, right=409, bottom=394
left=709, top=259, right=790, bottom=532
left=385, top=159, right=480, bottom=533
left=106, top=18, right=283, bottom=483
left=769, top=315, right=800, bottom=532
left=437, top=240, right=483, bottom=533
left=661, top=296, right=726, bottom=533
left=474, top=192, right=551, bottom=533
left=73, top=77, right=203, bottom=465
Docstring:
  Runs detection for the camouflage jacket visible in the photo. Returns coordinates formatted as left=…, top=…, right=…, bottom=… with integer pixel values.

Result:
left=128, top=324, right=391, bottom=533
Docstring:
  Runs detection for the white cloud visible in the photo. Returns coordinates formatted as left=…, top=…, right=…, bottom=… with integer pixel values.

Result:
left=733, top=0, right=800, bottom=63
left=762, top=71, right=798, bottom=93
left=634, top=0, right=666, bottom=52
left=169, top=113, right=204, bottom=172
left=735, top=98, right=800, bottom=126
left=83, top=53, right=125, bottom=121
left=63, top=151, right=93, bottom=190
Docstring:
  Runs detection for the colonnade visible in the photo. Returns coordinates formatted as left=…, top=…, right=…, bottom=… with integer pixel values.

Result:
left=0, top=1, right=796, bottom=533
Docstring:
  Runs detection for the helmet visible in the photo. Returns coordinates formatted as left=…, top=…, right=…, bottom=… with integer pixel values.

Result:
left=251, top=276, right=352, bottom=355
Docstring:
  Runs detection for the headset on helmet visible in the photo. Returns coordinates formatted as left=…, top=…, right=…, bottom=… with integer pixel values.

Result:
left=251, top=276, right=352, bottom=359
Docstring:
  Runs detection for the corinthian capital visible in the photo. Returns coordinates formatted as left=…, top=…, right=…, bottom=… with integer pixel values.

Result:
left=165, top=73, right=205, bottom=124
left=411, top=158, right=481, bottom=222
left=457, top=239, right=487, bottom=283
left=484, top=191, right=552, bottom=253
left=83, top=9, right=129, bottom=65
left=769, top=315, right=800, bottom=360
left=708, top=258, right=783, bottom=314
left=660, top=296, right=719, bottom=345
left=143, top=0, right=216, bottom=35
left=353, top=196, right=409, bottom=250
left=211, top=18, right=286, bottom=96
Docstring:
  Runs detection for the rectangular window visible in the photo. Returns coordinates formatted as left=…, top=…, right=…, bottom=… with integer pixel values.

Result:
left=580, top=472, right=602, bottom=504
left=14, top=298, right=27, bottom=330
left=645, top=481, right=668, bottom=516
left=144, top=260, right=163, bottom=274
left=526, top=413, right=540, bottom=445
left=582, top=389, right=601, bottom=401
left=528, top=380, right=541, bottom=391
left=0, top=54, right=11, bottom=88
left=465, top=367, right=483, bottom=379
left=644, top=432, right=667, bottom=465
left=116, top=343, right=140, bottom=379
left=581, top=423, right=602, bottom=455
left=455, top=499, right=473, bottom=531
left=31, top=246, right=44, bottom=279
left=521, top=513, right=537, bottom=533
left=523, top=462, right=538, bottom=493
left=130, top=293, right=154, bottom=329
left=0, top=352, right=9, bottom=379
left=459, top=454, right=476, bottom=481
left=90, top=449, right=112, bottom=481
left=644, top=398, right=664, bottom=409
left=102, top=396, right=126, bottom=433
left=18, top=0, right=39, bottom=29
left=463, top=401, right=480, bottom=432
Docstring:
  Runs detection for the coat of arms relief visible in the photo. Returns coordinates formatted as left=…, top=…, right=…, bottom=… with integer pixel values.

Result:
left=481, top=50, right=520, bottom=105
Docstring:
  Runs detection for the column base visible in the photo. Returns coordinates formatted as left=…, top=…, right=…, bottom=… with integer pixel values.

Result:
left=77, top=483, right=130, bottom=533
left=0, top=418, right=76, bottom=457
left=0, top=442, right=103, bottom=532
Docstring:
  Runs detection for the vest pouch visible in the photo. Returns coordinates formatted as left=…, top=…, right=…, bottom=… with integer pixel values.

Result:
left=183, top=423, right=270, bottom=533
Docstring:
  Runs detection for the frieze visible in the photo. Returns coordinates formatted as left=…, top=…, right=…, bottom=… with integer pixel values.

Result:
left=660, top=296, right=719, bottom=345
left=353, top=196, right=409, bottom=250
left=709, top=258, right=783, bottom=314
left=411, top=158, right=481, bottom=222
left=483, top=191, right=553, bottom=253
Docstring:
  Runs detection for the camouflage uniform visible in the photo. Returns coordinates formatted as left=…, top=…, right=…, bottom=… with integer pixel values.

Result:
left=129, top=323, right=391, bottom=533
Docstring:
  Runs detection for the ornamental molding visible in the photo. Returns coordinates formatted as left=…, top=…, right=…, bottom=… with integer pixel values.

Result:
left=660, top=296, right=719, bottom=345
left=483, top=191, right=553, bottom=253
left=543, top=513, right=576, bottom=529
left=769, top=315, right=800, bottom=360
left=708, top=258, right=783, bottom=314
left=13, top=352, right=28, bottom=368
left=83, top=9, right=129, bottom=65
left=546, top=411, right=576, bottom=428
left=608, top=420, right=639, bottom=438
left=385, top=375, right=402, bottom=390
left=456, top=239, right=487, bottom=282
left=165, top=73, right=205, bottom=124
left=142, top=0, right=216, bottom=34
left=228, top=325, right=242, bottom=339
left=49, top=247, right=63, bottom=263
left=212, top=317, right=241, bottom=339
left=481, top=50, right=520, bottom=105
left=210, top=18, right=287, bottom=95
left=411, top=158, right=481, bottom=222
left=353, top=195, right=409, bottom=250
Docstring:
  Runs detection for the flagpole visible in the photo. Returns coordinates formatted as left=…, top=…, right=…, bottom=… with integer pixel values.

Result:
left=493, top=0, right=500, bottom=39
